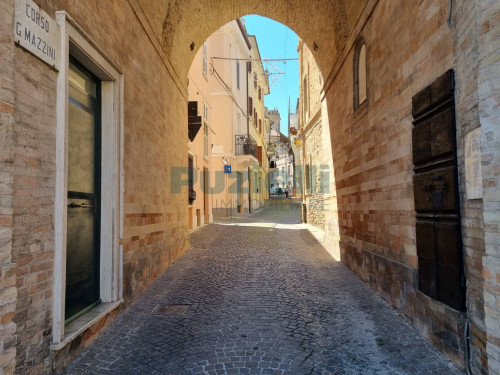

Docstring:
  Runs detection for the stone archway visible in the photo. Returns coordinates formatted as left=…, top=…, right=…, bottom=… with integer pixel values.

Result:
left=129, top=1, right=497, bottom=373
left=137, top=0, right=355, bottom=82
left=2, top=0, right=498, bottom=373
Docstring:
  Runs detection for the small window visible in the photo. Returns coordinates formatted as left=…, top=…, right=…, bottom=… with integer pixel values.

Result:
left=303, top=77, right=309, bottom=121
left=236, top=60, right=240, bottom=90
left=202, top=42, right=208, bottom=76
left=354, top=40, right=367, bottom=110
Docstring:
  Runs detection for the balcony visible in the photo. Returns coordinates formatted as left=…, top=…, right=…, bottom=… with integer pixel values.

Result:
left=235, top=134, right=258, bottom=158
left=234, top=134, right=259, bottom=168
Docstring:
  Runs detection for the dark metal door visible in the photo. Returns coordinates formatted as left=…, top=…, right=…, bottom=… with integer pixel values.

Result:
left=65, top=59, right=101, bottom=322
left=412, top=70, right=465, bottom=311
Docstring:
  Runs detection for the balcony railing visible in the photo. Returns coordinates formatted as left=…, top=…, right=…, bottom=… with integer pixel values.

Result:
left=235, top=134, right=257, bottom=159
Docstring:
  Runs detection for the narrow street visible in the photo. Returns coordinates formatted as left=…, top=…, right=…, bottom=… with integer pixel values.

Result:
left=65, top=200, right=462, bottom=375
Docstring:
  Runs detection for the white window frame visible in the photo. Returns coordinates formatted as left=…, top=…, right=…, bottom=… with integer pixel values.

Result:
left=354, top=39, right=368, bottom=110
left=53, top=11, right=124, bottom=345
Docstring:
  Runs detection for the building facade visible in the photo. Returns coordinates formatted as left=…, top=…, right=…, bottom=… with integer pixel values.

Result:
left=208, top=20, right=254, bottom=218
left=187, top=41, right=214, bottom=230
left=268, top=109, right=295, bottom=196
left=297, top=39, right=338, bottom=242
left=288, top=101, right=301, bottom=197
left=0, top=1, right=499, bottom=374
left=247, top=34, right=271, bottom=210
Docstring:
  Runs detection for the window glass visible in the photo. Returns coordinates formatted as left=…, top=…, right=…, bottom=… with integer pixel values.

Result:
left=358, top=44, right=367, bottom=104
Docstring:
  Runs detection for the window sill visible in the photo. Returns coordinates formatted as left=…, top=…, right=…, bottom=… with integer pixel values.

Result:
left=352, top=100, right=368, bottom=124
left=51, top=300, right=123, bottom=351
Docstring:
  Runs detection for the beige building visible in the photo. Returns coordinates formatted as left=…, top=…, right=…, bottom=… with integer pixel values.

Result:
left=247, top=35, right=271, bottom=209
left=207, top=19, right=265, bottom=217
left=187, top=41, right=214, bottom=229
left=268, top=109, right=294, bottom=195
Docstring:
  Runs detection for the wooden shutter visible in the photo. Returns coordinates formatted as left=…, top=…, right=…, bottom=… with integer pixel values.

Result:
left=257, top=146, right=262, bottom=166
left=412, top=70, right=465, bottom=311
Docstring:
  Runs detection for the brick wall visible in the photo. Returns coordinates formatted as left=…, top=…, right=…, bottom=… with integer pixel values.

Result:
left=302, top=118, right=325, bottom=229
left=3, top=0, right=497, bottom=373
left=299, top=41, right=331, bottom=233
left=453, top=0, right=488, bottom=372
left=12, top=45, right=58, bottom=374
left=6, top=0, right=189, bottom=372
left=54, top=0, right=190, bottom=302
left=298, top=39, right=341, bottom=260
left=322, top=0, right=474, bottom=368
left=0, top=1, right=17, bottom=374
left=476, top=0, right=500, bottom=373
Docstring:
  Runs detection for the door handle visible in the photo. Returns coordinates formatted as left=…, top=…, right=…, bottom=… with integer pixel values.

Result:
left=68, top=202, right=93, bottom=208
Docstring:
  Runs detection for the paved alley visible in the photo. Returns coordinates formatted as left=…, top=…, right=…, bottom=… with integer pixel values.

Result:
left=65, top=200, right=463, bottom=375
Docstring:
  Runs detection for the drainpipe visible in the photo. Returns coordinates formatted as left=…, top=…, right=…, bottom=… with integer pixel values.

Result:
left=247, top=62, right=250, bottom=144
left=247, top=61, right=252, bottom=213
left=464, top=319, right=472, bottom=375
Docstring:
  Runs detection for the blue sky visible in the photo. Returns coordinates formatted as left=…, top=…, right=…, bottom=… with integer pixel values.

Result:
left=242, top=15, right=299, bottom=135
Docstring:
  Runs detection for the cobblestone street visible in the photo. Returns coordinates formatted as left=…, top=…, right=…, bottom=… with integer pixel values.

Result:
left=65, top=200, right=463, bottom=375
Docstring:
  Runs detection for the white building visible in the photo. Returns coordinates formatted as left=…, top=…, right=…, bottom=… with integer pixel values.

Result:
left=268, top=109, right=294, bottom=195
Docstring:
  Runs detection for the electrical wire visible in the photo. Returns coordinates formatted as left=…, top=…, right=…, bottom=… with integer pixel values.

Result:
left=212, top=57, right=298, bottom=62
left=211, top=63, right=249, bottom=118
